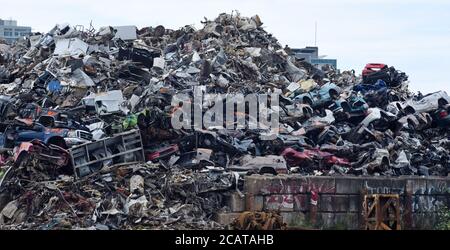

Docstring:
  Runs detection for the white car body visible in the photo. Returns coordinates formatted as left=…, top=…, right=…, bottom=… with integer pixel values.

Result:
left=402, top=91, right=450, bottom=113
left=360, top=108, right=396, bottom=127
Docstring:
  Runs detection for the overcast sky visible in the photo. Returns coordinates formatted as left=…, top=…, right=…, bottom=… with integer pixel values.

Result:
left=2, top=0, right=449, bottom=94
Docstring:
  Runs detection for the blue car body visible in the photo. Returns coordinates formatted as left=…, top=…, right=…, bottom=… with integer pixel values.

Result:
left=332, top=96, right=369, bottom=116
left=294, top=83, right=341, bottom=107
left=0, top=122, right=69, bottom=149
left=353, top=80, right=388, bottom=107
left=353, top=79, right=387, bottom=94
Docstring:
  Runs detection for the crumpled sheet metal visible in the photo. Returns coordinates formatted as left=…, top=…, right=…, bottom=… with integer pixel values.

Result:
left=0, top=11, right=449, bottom=230
left=0, top=159, right=233, bottom=229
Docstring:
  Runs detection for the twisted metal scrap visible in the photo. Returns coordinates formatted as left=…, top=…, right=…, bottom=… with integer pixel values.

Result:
left=231, top=211, right=286, bottom=230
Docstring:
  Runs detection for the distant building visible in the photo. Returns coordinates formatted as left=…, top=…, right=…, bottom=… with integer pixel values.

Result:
left=0, top=19, right=32, bottom=44
left=291, top=46, right=337, bottom=69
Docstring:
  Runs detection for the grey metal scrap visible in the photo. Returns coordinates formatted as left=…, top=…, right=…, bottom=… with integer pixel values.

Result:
left=0, top=11, right=449, bottom=230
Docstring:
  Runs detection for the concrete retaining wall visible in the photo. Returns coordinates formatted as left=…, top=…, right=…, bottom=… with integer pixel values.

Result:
left=219, top=175, right=450, bottom=229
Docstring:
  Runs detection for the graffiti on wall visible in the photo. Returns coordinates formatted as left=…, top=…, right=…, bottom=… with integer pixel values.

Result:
left=364, top=181, right=404, bottom=194
left=265, top=195, right=294, bottom=211
left=258, top=177, right=448, bottom=214
left=412, top=185, right=448, bottom=212
left=260, top=177, right=335, bottom=195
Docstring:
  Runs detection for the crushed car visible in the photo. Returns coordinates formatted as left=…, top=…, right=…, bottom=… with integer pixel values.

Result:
left=294, top=83, right=341, bottom=108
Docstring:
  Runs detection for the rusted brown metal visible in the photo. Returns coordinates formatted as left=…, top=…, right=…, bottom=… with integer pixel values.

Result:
left=230, top=211, right=286, bottom=230
left=363, top=194, right=401, bottom=230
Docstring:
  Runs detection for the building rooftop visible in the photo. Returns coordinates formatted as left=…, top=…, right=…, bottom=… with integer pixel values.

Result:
left=0, top=18, right=31, bottom=44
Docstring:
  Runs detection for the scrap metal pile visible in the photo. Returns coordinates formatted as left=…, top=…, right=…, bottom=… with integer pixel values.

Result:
left=230, top=212, right=286, bottom=230
left=0, top=12, right=449, bottom=229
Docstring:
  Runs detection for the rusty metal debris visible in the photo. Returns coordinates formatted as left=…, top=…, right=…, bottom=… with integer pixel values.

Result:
left=0, top=161, right=234, bottom=229
left=230, top=211, right=286, bottom=230
left=363, top=194, right=401, bottom=230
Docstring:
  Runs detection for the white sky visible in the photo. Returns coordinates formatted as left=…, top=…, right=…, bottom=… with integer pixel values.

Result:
left=2, top=0, right=449, bottom=94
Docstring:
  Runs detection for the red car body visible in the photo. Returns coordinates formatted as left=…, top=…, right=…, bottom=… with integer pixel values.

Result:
left=281, top=147, right=350, bottom=167
left=146, top=144, right=179, bottom=162
left=362, top=63, right=387, bottom=77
